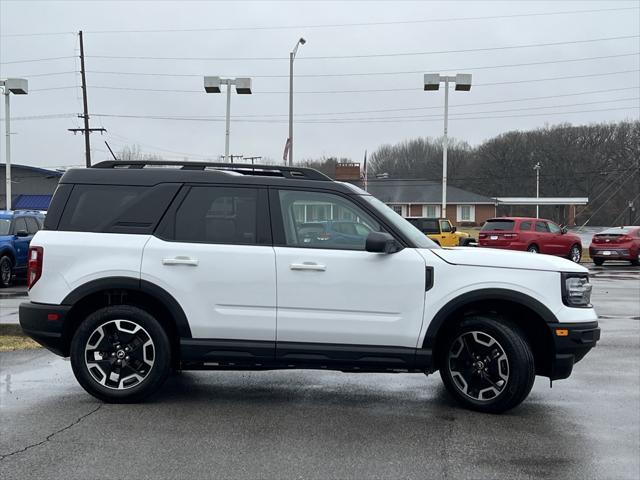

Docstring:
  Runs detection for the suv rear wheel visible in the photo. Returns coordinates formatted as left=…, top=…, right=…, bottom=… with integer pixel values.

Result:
left=439, top=316, right=535, bottom=413
left=70, top=305, right=171, bottom=403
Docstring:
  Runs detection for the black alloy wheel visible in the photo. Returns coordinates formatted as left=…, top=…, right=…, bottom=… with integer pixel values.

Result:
left=71, top=305, right=171, bottom=402
left=439, top=316, right=535, bottom=413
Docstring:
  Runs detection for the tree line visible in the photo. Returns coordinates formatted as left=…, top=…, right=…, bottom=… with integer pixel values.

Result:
left=365, top=120, right=639, bottom=226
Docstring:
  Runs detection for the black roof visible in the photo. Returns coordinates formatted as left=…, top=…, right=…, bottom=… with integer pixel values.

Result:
left=59, top=161, right=353, bottom=193
left=363, top=179, right=494, bottom=204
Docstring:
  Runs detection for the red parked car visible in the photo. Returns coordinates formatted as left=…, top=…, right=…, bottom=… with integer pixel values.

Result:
left=478, top=217, right=583, bottom=263
left=589, top=226, right=640, bottom=266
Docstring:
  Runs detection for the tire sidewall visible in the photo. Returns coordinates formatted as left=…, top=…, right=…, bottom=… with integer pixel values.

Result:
left=527, top=245, right=539, bottom=253
left=439, top=316, right=535, bottom=413
left=569, top=245, right=582, bottom=263
left=70, top=305, right=171, bottom=403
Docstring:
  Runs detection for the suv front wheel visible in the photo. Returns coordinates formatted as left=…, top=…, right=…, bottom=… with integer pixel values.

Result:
left=439, top=316, right=535, bottom=413
left=70, top=305, right=171, bottom=403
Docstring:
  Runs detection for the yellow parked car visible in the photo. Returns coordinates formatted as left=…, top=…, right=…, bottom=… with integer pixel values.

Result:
left=407, top=218, right=474, bottom=247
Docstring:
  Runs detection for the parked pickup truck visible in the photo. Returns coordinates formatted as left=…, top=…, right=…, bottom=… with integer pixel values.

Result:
left=407, top=218, right=475, bottom=247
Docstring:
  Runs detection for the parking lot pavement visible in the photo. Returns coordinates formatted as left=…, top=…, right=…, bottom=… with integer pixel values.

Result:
left=0, top=285, right=28, bottom=325
left=1, top=266, right=638, bottom=480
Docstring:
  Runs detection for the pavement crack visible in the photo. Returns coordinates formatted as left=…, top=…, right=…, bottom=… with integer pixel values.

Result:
left=0, top=404, right=103, bottom=461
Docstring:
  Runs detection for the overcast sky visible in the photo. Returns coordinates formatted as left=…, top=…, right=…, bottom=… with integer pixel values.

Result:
left=1, top=0, right=639, bottom=169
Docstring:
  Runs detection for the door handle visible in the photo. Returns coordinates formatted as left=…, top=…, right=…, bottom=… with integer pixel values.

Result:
left=290, top=262, right=326, bottom=271
left=162, top=256, right=199, bottom=266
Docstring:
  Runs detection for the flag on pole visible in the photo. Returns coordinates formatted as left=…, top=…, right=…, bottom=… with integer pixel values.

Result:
left=363, top=150, right=368, bottom=192
left=282, top=138, right=291, bottom=164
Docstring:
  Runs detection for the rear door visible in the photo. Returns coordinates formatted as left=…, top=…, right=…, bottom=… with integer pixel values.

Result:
left=534, top=221, right=552, bottom=254
left=271, top=188, right=426, bottom=354
left=142, top=185, right=277, bottom=345
left=546, top=221, right=568, bottom=255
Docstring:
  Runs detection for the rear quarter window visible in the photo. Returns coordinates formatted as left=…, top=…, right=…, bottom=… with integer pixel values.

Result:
left=481, top=220, right=515, bottom=231
left=57, top=184, right=180, bottom=234
left=519, top=221, right=532, bottom=231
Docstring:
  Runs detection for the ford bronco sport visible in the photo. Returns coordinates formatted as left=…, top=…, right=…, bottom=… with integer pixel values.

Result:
left=19, top=161, right=600, bottom=413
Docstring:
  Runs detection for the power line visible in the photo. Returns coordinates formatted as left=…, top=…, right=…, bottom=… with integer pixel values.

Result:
left=7, top=87, right=638, bottom=122
left=0, top=56, right=76, bottom=65
left=91, top=106, right=637, bottom=124
left=81, top=35, right=640, bottom=62
left=67, top=69, right=638, bottom=95
left=3, top=6, right=636, bottom=37
left=83, top=52, right=640, bottom=79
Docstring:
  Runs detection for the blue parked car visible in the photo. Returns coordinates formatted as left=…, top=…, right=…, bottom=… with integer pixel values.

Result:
left=0, top=210, right=45, bottom=287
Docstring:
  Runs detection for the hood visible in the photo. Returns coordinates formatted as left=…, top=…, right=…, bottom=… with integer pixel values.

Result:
left=424, top=247, right=587, bottom=273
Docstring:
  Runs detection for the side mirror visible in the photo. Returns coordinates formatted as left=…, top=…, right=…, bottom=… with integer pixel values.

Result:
left=560, top=226, right=568, bottom=234
left=365, top=232, right=401, bottom=254
left=15, top=230, right=29, bottom=237
left=451, top=226, right=457, bottom=233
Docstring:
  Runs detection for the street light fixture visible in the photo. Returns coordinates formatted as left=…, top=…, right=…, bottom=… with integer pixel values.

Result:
left=203, top=76, right=252, bottom=163
left=423, top=73, right=471, bottom=219
left=288, top=37, right=306, bottom=166
left=0, top=78, right=28, bottom=211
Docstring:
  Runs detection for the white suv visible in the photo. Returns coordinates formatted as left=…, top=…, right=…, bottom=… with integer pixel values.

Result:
left=20, top=161, right=600, bottom=413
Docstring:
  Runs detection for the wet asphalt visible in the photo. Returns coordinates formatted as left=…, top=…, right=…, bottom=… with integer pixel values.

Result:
left=1, top=264, right=639, bottom=480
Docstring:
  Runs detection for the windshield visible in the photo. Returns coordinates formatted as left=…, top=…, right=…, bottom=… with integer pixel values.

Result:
left=360, top=195, right=439, bottom=249
left=0, top=219, right=10, bottom=236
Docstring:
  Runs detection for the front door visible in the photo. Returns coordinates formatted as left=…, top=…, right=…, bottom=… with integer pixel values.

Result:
left=11, top=217, right=32, bottom=268
left=141, top=185, right=276, bottom=342
left=272, top=189, right=427, bottom=355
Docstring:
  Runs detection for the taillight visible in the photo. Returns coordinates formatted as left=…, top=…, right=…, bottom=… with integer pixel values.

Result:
left=27, top=246, right=43, bottom=289
left=503, top=233, right=518, bottom=239
left=593, top=236, right=602, bottom=244
left=479, top=233, right=487, bottom=239
left=618, top=235, right=633, bottom=243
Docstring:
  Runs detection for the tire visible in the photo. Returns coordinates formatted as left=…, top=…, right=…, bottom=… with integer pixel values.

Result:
left=568, top=244, right=582, bottom=263
left=527, top=244, right=539, bottom=254
left=593, top=258, right=604, bottom=266
left=0, top=256, right=13, bottom=288
left=439, top=316, right=535, bottom=414
left=70, top=305, right=171, bottom=403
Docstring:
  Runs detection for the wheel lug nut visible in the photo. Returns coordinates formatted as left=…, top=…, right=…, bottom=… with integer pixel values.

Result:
left=125, top=356, right=130, bottom=360
left=111, top=352, right=115, bottom=357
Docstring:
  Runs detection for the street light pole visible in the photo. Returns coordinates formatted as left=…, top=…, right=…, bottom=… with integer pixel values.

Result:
left=442, top=77, right=449, bottom=220
left=224, top=79, right=231, bottom=162
left=288, top=38, right=306, bottom=166
left=204, top=76, right=252, bottom=164
left=424, top=73, right=471, bottom=220
left=0, top=78, right=28, bottom=211
left=4, top=91, right=11, bottom=211
left=533, top=162, right=541, bottom=218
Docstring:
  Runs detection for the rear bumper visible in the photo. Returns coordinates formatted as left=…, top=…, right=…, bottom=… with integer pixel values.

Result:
left=548, top=321, right=600, bottom=380
left=589, top=246, right=636, bottom=260
left=19, top=302, right=71, bottom=356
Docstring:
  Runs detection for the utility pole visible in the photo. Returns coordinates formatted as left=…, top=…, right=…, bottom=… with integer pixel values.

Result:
left=68, top=31, right=105, bottom=167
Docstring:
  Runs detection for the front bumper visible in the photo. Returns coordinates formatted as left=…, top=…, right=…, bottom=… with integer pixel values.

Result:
left=548, top=321, right=600, bottom=380
left=19, top=302, right=71, bottom=356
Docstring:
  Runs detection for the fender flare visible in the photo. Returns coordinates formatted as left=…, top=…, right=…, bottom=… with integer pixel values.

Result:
left=61, top=276, right=192, bottom=338
left=422, top=288, right=557, bottom=349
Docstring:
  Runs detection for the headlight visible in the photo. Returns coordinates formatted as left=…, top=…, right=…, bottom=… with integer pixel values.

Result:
left=561, top=273, right=592, bottom=308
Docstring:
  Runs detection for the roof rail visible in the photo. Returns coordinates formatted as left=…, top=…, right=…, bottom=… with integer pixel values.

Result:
left=92, top=160, right=332, bottom=181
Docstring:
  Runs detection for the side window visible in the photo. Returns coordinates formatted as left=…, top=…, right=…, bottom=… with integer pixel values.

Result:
left=25, top=217, right=40, bottom=234
left=440, top=220, right=451, bottom=233
left=535, top=221, right=549, bottom=233
left=12, top=217, right=27, bottom=234
left=520, top=221, right=532, bottom=231
left=174, top=186, right=258, bottom=245
left=548, top=222, right=561, bottom=234
left=58, top=184, right=179, bottom=234
left=277, top=190, right=382, bottom=250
